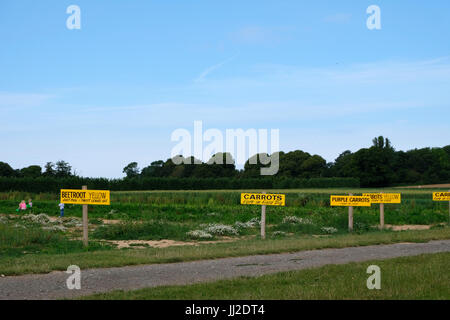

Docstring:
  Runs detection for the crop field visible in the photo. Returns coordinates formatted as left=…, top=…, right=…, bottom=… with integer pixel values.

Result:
left=1, top=188, right=449, bottom=276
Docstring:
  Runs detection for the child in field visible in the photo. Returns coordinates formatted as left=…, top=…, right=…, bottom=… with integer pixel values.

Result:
left=59, top=203, right=65, bottom=217
left=27, top=199, right=33, bottom=213
left=17, top=200, right=27, bottom=212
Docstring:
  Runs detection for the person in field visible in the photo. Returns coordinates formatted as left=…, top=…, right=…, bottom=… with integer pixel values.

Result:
left=59, top=203, right=65, bottom=217
left=27, top=199, right=32, bottom=213
left=17, top=200, right=27, bottom=212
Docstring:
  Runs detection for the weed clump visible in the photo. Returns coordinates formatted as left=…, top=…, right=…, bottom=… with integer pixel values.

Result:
left=21, top=213, right=51, bottom=225
left=234, top=218, right=260, bottom=230
left=186, top=230, right=213, bottom=239
left=64, top=217, right=83, bottom=227
left=321, top=227, right=338, bottom=234
left=282, top=216, right=313, bottom=225
left=200, top=223, right=239, bottom=236
left=42, top=225, right=67, bottom=232
left=272, top=231, right=287, bottom=237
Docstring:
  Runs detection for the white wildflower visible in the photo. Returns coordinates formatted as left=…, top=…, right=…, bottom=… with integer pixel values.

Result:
left=186, top=230, right=213, bottom=239
left=42, top=225, right=67, bottom=232
left=282, top=216, right=314, bottom=225
left=234, top=218, right=261, bottom=230
left=321, top=227, right=338, bottom=234
left=201, top=223, right=238, bottom=236
left=21, top=213, right=51, bottom=225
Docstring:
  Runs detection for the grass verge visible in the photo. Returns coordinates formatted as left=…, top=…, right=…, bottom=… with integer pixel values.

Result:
left=1, top=227, right=449, bottom=276
left=81, top=252, right=450, bottom=300
left=0, top=223, right=111, bottom=257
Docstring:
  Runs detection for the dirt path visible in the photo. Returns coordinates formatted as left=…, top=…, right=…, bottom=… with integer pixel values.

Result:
left=1, top=240, right=449, bottom=300
left=397, top=183, right=450, bottom=189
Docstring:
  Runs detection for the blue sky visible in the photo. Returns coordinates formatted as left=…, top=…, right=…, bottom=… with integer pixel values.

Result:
left=1, top=0, right=449, bottom=178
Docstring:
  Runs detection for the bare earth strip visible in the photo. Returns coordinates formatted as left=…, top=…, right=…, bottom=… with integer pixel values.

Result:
left=397, top=183, right=450, bottom=189
left=1, top=240, right=449, bottom=300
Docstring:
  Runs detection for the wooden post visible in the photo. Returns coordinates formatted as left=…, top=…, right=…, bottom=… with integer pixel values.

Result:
left=261, top=191, right=266, bottom=239
left=380, top=192, right=385, bottom=230
left=348, top=193, right=353, bottom=232
left=82, top=185, right=88, bottom=247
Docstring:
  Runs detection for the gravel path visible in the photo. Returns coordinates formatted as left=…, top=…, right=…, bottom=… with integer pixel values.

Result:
left=1, top=240, right=449, bottom=300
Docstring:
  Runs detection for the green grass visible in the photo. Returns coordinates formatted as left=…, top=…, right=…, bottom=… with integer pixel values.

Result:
left=1, top=227, right=449, bottom=276
left=92, top=221, right=193, bottom=241
left=0, top=223, right=111, bottom=257
left=81, top=252, right=450, bottom=300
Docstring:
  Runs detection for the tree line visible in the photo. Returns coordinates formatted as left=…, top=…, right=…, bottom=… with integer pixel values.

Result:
left=1, top=137, right=449, bottom=188
left=0, top=177, right=360, bottom=193
left=121, top=136, right=450, bottom=187
left=0, top=161, right=72, bottom=179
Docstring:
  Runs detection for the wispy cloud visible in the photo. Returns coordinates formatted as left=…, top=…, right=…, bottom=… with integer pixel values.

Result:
left=324, top=13, right=352, bottom=23
left=67, top=56, right=450, bottom=128
left=194, top=56, right=450, bottom=93
left=231, top=26, right=294, bottom=45
left=234, top=26, right=270, bottom=44
left=194, top=53, right=239, bottom=83
left=0, top=92, right=54, bottom=109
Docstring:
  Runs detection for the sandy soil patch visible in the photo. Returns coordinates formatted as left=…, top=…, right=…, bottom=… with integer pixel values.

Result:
left=397, top=184, right=450, bottom=189
left=385, top=224, right=431, bottom=231
left=102, top=219, right=121, bottom=224
left=107, top=238, right=236, bottom=249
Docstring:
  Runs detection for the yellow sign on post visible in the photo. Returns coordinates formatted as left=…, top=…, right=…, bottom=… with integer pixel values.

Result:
left=241, top=193, right=285, bottom=206
left=60, top=189, right=110, bottom=205
left=433, top=192, right=450, bottom=201
left=330, top=195, right=371, bottom=207
left=363, top=193, right=401, bottom=204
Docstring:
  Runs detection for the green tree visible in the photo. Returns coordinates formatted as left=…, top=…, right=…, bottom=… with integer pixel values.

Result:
left=242, top=153, right=271, bottom=178
left=300, top=155, right=327, bottom=178
left=20, top=165, right=42, bottom=178
left=157, top=157, right=181, bottom=177
left=203, top=152, right=236, bottom=177
left=0, top=162, right=15, bottom=177
left=352, top=137, right=396, bottom=187
left=331, top=150, right=355, bottom=177
left=55, top=160, right=72, bottom=177
left=123, top=162, right=140, bottom=178
left=277, top=151, right=326, bottom=178
left=43, top=162, right=56, bottom=176
left=141, top=160, right=164, bottom=177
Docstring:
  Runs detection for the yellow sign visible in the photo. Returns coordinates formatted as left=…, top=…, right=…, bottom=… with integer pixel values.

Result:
left=60, top=189, right=110, bottom=205
left=363, top=193, right=401, bottom=204
left=241, top=193, right=285, bottom=206
left=330, top=195, right=371, bottom=207
left=433, top=192, right=450, bottom=201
